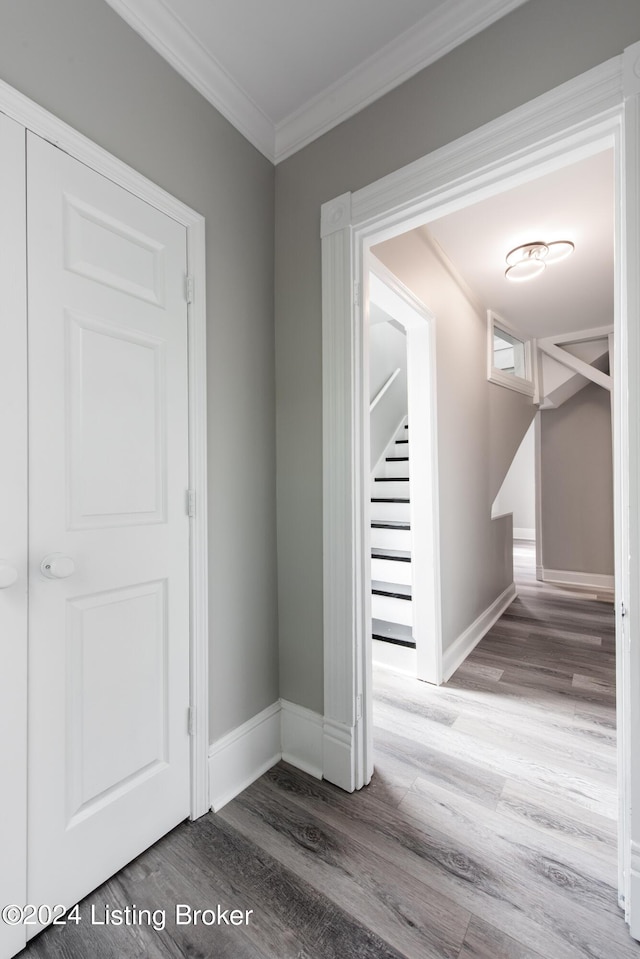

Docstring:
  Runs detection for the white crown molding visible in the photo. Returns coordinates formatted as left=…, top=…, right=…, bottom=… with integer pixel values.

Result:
left=274, top=0, right=530, bottom=162
left=104, top=0, right=528, bottom=165
left=102, top=0, right=275, bottom=161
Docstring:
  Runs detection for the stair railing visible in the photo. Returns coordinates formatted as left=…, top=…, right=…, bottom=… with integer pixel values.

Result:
left=369, top=367, right=401, bottom=412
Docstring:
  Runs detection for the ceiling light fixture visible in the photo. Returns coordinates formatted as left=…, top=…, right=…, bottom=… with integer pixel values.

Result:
left=505, top=239, right=574, bottom=282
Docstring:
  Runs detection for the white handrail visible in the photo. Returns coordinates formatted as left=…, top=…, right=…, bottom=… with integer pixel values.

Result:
left=369, top=367, right=401, bottom=412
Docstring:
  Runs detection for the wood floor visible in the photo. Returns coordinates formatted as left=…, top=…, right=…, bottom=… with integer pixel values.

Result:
left=24, top=543, right=637, bottom=959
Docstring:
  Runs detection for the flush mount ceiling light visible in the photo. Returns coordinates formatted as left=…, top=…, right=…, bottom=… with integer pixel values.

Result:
left=505, top=239, right=574, bottom=282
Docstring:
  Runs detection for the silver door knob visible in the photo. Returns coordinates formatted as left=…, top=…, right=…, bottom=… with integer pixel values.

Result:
left=40, top=553, right=76, bottom=580
left=0, top=561, right=18, bottom=589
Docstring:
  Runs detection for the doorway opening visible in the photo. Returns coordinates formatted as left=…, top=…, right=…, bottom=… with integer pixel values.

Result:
left=364, top=144, right=617, bottom=900
left=321, top=47, right=639, bottom=932
left=367, top=258, right=441, bottom=684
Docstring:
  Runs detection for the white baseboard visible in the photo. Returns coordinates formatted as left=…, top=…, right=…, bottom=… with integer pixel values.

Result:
left=208, top=699, right=325, bottom=811
left=323, top=717, right=357, bottom=793
left=442, top=582, right=517, bottom=682
left=281, top=699, right=323, bottom=779
left=514, top=527, right=535, bottom=541
left=208, top=702, right=281, bottom=812
left=542, top=568, right=614, bottom=593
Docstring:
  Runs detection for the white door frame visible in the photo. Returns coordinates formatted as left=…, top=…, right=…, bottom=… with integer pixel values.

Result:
left=0, top=79, right=210, bottom=822
left=368, top=256, right=442, bottom=684
left=321, top=43, right=640, bottom=930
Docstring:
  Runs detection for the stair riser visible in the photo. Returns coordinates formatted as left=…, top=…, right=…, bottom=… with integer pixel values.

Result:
left=392, top=442, right=409, bottom=457
left=371, top=479, right=410, bottom=498
left=370, top=527, right=411, bottom=550
left=384, top=460, right=410, bottom=478
left=371, top=557, right=412, bottom=585
left=370, top=501, right=410, bottom=522
left=371, top=593, right=413, bottom=626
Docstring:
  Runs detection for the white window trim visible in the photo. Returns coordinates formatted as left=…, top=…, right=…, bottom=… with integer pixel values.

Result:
left=487, top=309, right=535, bottom=397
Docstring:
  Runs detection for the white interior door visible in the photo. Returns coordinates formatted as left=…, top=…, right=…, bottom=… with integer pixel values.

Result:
left=0, top=115, right=28, bottom=959
left=26, top=132, right=191, bottom=932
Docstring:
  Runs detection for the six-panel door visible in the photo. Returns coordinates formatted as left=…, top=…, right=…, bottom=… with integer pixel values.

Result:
left=26, top=132, right=191, bottom=934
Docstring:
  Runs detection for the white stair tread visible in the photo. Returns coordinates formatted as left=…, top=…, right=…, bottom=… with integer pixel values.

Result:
left=371, top=549, right=411, bottom=561
left=371, top=580, right=411, bottom=599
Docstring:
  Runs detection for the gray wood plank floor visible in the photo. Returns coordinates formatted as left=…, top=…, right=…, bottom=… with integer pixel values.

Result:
left=23, top=543, right=639, bottom=958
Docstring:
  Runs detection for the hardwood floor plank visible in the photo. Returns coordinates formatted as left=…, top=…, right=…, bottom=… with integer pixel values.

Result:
left=115, top=828, right=273, bottom=959
left=25, top=877, right=177, bottom=959
left=450, top=712, right=616, bottom=784
left=374, top=699, right=617, bottom=818
left=496, top=780, right=617, bottom=860
left=459, top=916, right=546, bottom=959
left=260, top=763, right=620, bottom=959
left=220, top=778, right=470, bottom=959
left=373, top=724, right=507, bottom=810
left=172, top=813, right=408, bottom=959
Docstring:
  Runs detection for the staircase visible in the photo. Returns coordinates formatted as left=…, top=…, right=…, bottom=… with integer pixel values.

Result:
left=370, top=421, right=415, bottom=649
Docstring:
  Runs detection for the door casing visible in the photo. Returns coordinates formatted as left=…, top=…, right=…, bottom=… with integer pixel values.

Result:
left=321, top=42, right=640, bottom=933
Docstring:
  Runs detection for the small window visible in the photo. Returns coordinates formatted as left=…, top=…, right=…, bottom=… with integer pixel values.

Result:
left=487, top=310, right=534, bottom=397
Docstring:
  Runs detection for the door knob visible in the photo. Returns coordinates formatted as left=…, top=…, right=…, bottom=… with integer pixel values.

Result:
left=0, top=561, right=18, bottom=589
left=40, top=553, right=76, bottom=580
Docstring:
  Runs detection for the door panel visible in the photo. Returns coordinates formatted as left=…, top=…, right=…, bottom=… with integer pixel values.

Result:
left=26, top=132, right=190, bottom=931
left=67, top=312, right=166, bottom=527
left=0, top=114, right=28, bottom=959
left=66, top=580, right=169, bottom=822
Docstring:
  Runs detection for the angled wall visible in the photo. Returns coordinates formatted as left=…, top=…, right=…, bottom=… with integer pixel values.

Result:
left=539, top=383, right=613, bottom=579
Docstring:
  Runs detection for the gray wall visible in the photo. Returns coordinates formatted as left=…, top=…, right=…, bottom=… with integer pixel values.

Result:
left=369, top=321, right=408, bottom=470
left=373, top=228, right=533, bottom=649
left=493, top=419, right=536, bottom=533
left=0, top=0, right=278, bottom=741
left=275, top=0, right=639, bottom=711
left=540, top=384, right=613, bottom=576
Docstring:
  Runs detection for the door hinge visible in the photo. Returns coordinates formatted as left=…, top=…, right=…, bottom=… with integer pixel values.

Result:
left=186, top=489, right=196, bottom=517
left=188, top=706, right=195, bottom=736
left=353, top=281, right=361, bottom=307
left=621, top=601, right=627, bottom=618
left=355, top=693, right=362, bottom=721
left=185, top=274, right=194, bottom=304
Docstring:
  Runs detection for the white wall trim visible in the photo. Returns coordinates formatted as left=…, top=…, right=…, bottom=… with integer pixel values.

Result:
left=102, top=0, right=274, bottom=161
left=0, top=77, right=210, bottom=821
left=323, top=718, right=358, bottom=794
left=514, top=527, right=536, bottom=541
left=274, top=0, right=529, bottom=162
left=281, top=700, right=323, bottom=779
left=350, top=56, right=623, bottom=230
left=442, top=583, right=517, bottom=682
left=209, top=699, right=325, bottom=811
left=208, top=703, right=281, bottom=812
left=541, top=568, right=615, bottom=593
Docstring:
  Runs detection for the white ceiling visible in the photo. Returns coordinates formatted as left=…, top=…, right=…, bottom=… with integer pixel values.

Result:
left=426, top=148, right=614, bottom=339
left=103, top=0, right=529, bottom=162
